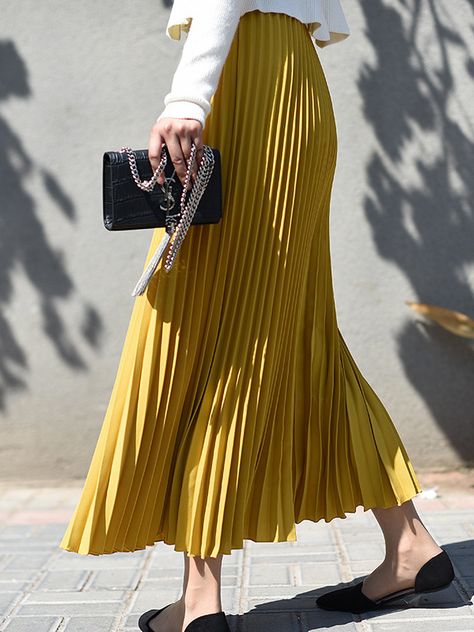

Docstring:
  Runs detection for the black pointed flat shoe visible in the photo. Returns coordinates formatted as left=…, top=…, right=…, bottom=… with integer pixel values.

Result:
left=315, top=549, right=455, bottom=614
left=138, top=603, right=231, bottom=632
left=138, top=604, right=171, bottom=632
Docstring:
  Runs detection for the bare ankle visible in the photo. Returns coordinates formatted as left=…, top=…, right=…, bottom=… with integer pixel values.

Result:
left=182, top=588, right=222, bottom=613
left=385, top=535, right=442, bottom=562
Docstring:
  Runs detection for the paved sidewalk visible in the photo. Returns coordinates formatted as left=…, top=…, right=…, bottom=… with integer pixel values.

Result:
left=0, top=471, right=473, bottom=632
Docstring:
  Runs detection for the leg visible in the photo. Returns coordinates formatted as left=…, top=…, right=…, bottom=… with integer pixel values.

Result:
left=361, top=499, right=443, bottom=601
left=149, top=553, right=224, bottom=632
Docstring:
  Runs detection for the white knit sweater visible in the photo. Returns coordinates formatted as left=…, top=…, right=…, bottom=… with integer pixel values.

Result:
left=156, top=1, right=350, bottom=128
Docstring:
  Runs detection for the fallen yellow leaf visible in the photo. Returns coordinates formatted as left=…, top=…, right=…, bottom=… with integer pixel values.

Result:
left=406, top=301, right=474, bottom=339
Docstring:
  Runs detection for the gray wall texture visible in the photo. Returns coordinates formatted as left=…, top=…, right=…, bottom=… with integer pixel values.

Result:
left=0, top=1, right=473, bottom=481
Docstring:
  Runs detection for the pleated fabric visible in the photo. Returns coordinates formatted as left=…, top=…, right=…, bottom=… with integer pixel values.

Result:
left=59, top=11, right=422, bottom=559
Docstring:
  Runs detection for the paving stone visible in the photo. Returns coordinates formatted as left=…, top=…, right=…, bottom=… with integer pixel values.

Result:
left=300, top=563, right=341, bottom=585
left=249, top=564, right=292, bottom=586
left=88, top=568, right=141, bottom=591
left=246, top=587, right=323, bottom=603
left=0, top=581, right=30, bottom=592
left=261, top=591, right=325, bottom=608
left=244, top=542, right=304, bottom=554
left=368, top=618, right=474, bottom=631
left=249, top=550, right=337, bottom=564
left=449, top=555, right=474, bottom=576
left=138, top=578, right=184, bottom=590
left=62, top=616, right=117, bottom=631
left=0, top=525, right=37, bottom=539
left=222, top=564, right=241, bottom=576
left=0, top=570, right=36, bottom=582
left=300, top=609, right=357, bottom=631
left=22, top=590, right=127, bottom=603
left=360, top=603, right=474, bottom=622
left=4, top=553, right=52, bottom=570
left=460, top=576, right=474, bottom=590
left=125, top=614, right=142, bottom=629
left=16, top=603, right=124, bottom=616
left=49, top=552, right=144, bottom=570
left=222, top=575, right=240, bottom=587
left=240, top=611, right=304, bottom=632
left=345, top=544, right=385, bottom=561
left=221, top=586, right=239, bottom=612
left=35, top=570, right=89, bottom=591
left=293, top=532, right=333, bottom=545
left=3, top=616, right=63, bottom=631
left=144, top=565, right=184, bottom=580
left=0, top=542, right=57, bottom=554
left=34, top=524, right=73, bottom=538
left=0, top=591, right=23, bottom=613
left=130, top=589, right=182, bottom=613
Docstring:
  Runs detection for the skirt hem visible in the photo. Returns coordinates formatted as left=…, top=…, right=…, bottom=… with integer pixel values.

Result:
left=58, top=486, right=422, bottom=558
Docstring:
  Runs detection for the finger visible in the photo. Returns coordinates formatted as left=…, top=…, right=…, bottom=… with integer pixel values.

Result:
left=166, top=133, right=187, bottom=187
left=192, top=132, right=204, bottom=184
left=148, top=124, right=164, bottom=185
left=179, top=132, right=193, bottom=191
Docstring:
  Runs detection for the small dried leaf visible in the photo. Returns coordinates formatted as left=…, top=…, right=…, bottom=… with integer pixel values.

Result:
left=406, top=301, right=474, bottom=339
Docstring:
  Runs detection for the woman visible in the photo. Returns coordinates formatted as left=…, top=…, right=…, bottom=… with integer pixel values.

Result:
left=59, top=1, right=455, bottom=630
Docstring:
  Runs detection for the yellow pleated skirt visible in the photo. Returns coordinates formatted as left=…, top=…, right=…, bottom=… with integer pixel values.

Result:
left=60, top=10, right=422, bottom=559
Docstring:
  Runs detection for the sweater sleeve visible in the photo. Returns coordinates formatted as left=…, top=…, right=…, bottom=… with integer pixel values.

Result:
left=156, top=1, right=244, bottom=129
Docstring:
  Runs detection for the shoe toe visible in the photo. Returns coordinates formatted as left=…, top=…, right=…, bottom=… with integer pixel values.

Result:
left=316, top=582, right=377, bottom=613
left=184, top=611, right=230, bottom=632
left=138, top=605, right=170, bottom=632
left=316, top=585, right=351, bottom=610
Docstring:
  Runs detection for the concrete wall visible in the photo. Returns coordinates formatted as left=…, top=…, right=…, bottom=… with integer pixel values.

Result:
left=0, top=1, right=473, bottom=481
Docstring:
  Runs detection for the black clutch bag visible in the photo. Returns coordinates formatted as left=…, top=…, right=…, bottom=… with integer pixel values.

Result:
left=102, top=143, right=222, bottom=296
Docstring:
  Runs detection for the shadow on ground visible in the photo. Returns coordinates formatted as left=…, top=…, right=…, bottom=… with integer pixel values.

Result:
left=237, top=541, right=473, bottom=628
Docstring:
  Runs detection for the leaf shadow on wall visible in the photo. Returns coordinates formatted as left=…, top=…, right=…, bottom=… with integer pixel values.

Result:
left=358, top=1, right=474, bottom=462
left=0, top=40, right=104, bottom=412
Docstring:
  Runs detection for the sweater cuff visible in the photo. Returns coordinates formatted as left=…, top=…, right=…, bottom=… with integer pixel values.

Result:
left=156, top=100, right=207, bottom=128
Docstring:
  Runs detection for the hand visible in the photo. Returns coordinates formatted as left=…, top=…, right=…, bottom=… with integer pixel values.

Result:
left=148, top=117, right=204, bottom=190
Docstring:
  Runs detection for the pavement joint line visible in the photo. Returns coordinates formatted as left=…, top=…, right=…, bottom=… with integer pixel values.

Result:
left=29, top=568, right=48, bottom=592
left=29, top=543, right=65, bottom=594
left=53, top=615, right=67, bottom=632
left=329, top=521, right=376, bottom=630
left=452, top=573, right=474, bottom=605
left=0, top=585, right=26, bottom=622
left=295, top=607, right=304, bottom=632
left=114, top=590, right=137, bottom=632
left=354, top=619, right=372, bottom=632
left=435, top=534, right=473, bottom=608
left=238, top=543, right=251, bottom=618
left=0, top=554, right=14, bottom=572
left=78, top=569, right=95, bottom=591
left=291, top=561, right=303, bottom=587
left=466, top=522, right=474, bottom=538
left=360, top=614, right=474, bottom=622
left=232, top=548, right=245, bottom=614
left=49, top=616, right=64, bottom=632
left=140, top=547, right=162, bottom=587
left=329, top=520, right=354, bottom=583
left=119, top=547, right=155, bottom=631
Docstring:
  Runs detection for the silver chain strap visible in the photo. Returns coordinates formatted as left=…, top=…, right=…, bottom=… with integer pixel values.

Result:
left=120, top=144, right=168, bottom=193
left=120, top=143, right=215, bottom=272
left=164, top=144, right=215, bottom=271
